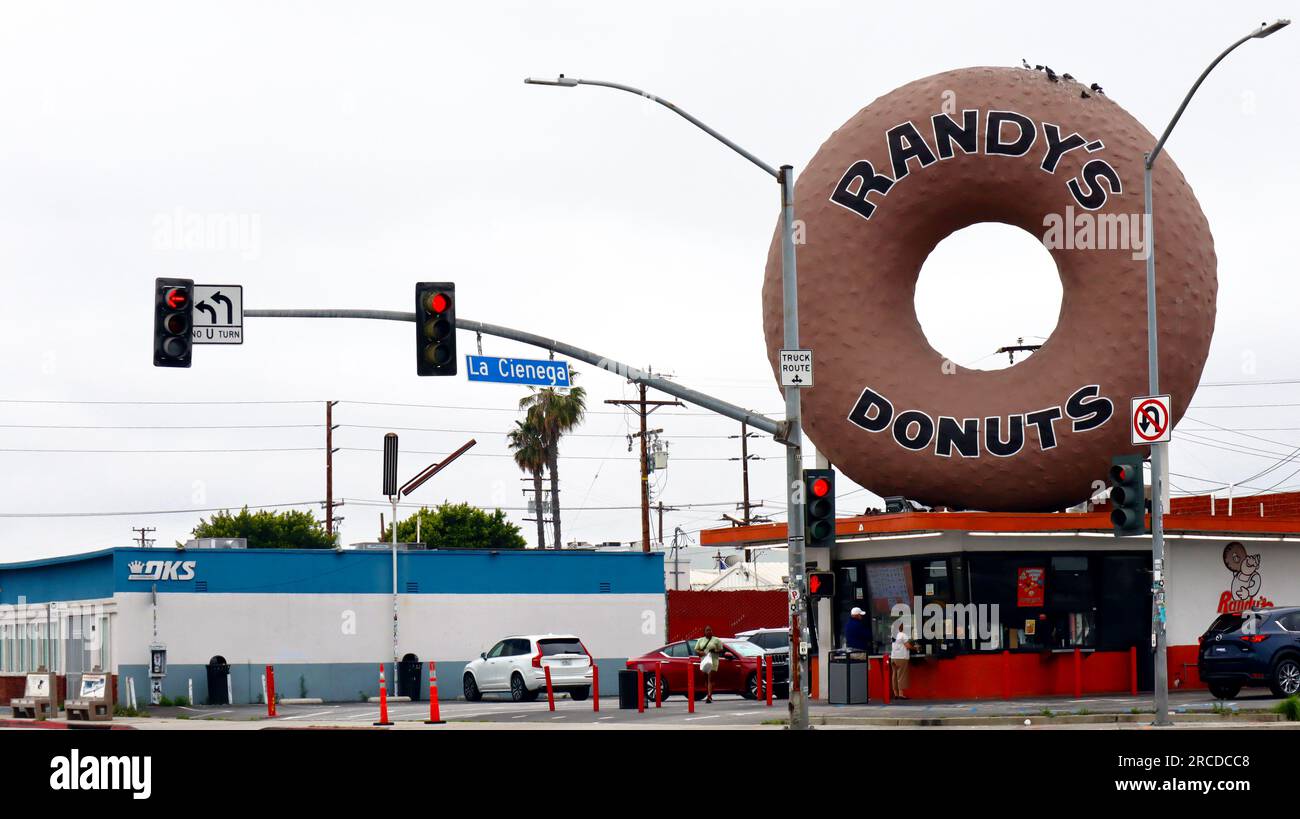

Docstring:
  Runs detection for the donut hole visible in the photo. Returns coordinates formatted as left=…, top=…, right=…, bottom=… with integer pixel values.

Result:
left=914, top=223, right=1063, bottom=371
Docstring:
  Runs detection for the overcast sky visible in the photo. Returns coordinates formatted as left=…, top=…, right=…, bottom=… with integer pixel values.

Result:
left=1, top=1, right=1297, bottom=562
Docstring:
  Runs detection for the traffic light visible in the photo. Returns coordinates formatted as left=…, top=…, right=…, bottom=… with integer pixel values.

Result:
left=1109, top=454, right=1146, bottom=536
left=416, top=282, right=457, bottom=376
left=803, top=468, right=836, bottom=548
left=154, top=277, right=193, bottom=368
left=808, top=571, right=836, bottom=598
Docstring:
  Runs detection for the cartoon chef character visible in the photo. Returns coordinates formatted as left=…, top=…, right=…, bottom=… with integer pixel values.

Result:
left=1223, top=541, right=1263, bottom=601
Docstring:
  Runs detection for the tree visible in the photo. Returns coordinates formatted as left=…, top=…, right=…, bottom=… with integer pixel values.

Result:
left=383, top=502, right=526, bottom=550
left=507, top=417, right=548, bottom=549
left=519, top=371, right=587, bottom=550
left=188, top=507, right=334, bottom=549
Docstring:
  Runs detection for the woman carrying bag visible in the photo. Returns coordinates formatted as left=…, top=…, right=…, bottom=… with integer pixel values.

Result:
left=695, top=625, right=726, bottom=704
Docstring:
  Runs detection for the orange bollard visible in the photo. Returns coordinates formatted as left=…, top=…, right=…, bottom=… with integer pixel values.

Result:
left=266, top=665, right=277, bottom=718
left=636, top=666, right=645, bottom=713
left=687, top=662, right=695, bottom=714
left=545, top=665, right=556, bottom=711
left=424, top=661, right=444, bottom=724
left=655, top=662, right=663, bottom=708
left=765, top=656, right=774, bottom=707
left=810, top=655, right=819, bottom=701
left=374, top=664, right=393, bottom=726
left=592, top=663, right=600, bottom=712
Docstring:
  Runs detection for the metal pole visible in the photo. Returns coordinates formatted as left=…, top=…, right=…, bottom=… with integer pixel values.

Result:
left=1143, top=156, right=1170, bottom=727
left=325, top=401, right=336, bottom=539
left=780, top=166, right=809, bottom=731
left=391, top=494, right=398, bottom=695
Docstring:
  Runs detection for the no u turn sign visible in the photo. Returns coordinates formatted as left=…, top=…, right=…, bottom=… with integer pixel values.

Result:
left=1131, top=394, right=1172, bottom=445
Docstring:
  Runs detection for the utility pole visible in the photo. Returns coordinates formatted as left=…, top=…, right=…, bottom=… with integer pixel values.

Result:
left=995, top=337, right=1042, bottom=366
left=729, top=422, right=761, bottom=561
left=132, top=527, right=156, bottom=548
left=655, top=501, right=678, bottom=548
left=325, top=400, right=339, bottom=540
left=606, top=381, right=682, bottom=552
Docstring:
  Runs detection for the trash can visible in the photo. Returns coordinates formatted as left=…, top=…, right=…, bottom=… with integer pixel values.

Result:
left=828, top=650, right=869, bottom=705
left=617, top=669, right=640, bottom=710
left=397, top=654, right=422, bottom=700
left=205, top=656, right=230, bottom=706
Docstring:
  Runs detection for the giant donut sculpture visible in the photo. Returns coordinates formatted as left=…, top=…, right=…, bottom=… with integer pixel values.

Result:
left=762, top=66, right=1216, bottom=511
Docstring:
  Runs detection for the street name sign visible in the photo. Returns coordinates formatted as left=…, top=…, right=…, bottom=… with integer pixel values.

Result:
left=466, top=355, right=570, bottom=387
left=779, top=349, right=814, bottom=387
left=191, top=284, right=243, bottom=345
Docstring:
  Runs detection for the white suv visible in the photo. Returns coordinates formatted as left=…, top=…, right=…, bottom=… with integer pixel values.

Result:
left=462, top=634, right=594, bottom=702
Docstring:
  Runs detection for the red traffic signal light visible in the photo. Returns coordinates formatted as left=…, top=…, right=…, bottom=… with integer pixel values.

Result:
left=428, top=292, right=450, bottom=314
left=154, top=277, right=193, bottom=368
left=416, top=282, right=457, bottom=377
left=811, top=477, right=830, bottom=498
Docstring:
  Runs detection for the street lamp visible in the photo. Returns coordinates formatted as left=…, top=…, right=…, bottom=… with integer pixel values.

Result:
left=525, top=74, right=813, bottom=730
left=1143, top=18, right=1289, bottom=727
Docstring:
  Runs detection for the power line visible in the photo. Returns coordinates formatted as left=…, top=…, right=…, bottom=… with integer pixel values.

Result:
left=0, top=501, right=325, bottom=519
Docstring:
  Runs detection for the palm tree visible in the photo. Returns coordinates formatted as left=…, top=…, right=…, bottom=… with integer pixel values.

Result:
left=519, top=372, right=587, bottom=550
left=507, top=418, right=548, bottom=550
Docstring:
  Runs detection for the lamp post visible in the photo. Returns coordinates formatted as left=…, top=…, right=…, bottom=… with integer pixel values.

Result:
left=525, top=75, right=812, bottom=730
left=1143, top=18, right=1289, bottom=727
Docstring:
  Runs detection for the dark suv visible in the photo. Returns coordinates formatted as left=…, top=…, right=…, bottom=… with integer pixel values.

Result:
left=1198, top=607, right=1300, bottom=699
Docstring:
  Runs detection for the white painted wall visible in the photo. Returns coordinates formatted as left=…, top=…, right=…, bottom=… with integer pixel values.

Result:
left=1165, top=539, right=1300, bottom=646
left=113, top=592, right=665, bottom=666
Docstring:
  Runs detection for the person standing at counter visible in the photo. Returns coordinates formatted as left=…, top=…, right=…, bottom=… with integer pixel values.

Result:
left=845, top=607, right=871, bottom=651
left=891, top=620, right=914, bottom=700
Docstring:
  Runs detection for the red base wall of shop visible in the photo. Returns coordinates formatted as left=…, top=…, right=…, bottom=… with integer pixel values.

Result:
left=853, top=646, right=1205, bottom=700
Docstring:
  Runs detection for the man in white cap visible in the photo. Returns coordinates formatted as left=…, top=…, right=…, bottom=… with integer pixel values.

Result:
left=844, top=606, right=871, bottom=651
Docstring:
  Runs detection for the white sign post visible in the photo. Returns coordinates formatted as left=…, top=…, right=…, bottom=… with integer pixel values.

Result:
left=779, top=349, right=814, bottom=388
left=1130, top=394, right=1172, bottom=445
left=191, top=284, right=243, bottom=345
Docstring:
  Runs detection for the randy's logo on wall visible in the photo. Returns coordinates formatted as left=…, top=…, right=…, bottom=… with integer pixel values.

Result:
left=1217, top=542, right=1271, bottom=613
left=127, top=560, right=196, bottom=582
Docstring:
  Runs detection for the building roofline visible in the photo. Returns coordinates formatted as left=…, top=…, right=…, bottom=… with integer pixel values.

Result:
left=699, top=510, right=1300, bottom=547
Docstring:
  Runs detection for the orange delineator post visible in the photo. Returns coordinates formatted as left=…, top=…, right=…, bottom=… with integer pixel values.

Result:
left=544, top=665, right=556, bottom=711
left=374, top=664, right=393, bottom=726
left=1073, top=646, right=1083, bottom=698
left=636, top=666, right=646, bottom=713
left=1129, top=646, right=1138, bottom=696
left=424, top=661, right=444, bottom=724
left=687, top=663, right=695, bottom=714
left=592, top=663, right=600, bottom=712
left=655, top=662, right=663, bottom=708
left=809, top=655, right=819, bottom=701
left=266, top=665, right=277, bottom=717
left=765, top=657, right=774, bottom=707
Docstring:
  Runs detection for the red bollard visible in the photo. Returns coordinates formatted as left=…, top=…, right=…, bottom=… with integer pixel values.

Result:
left=424, top=661, right=444, bottom=724
left=374, top=664, right=393, bottom=726
left=265, top=665, right=277, bottom=717
left=881, top=657, right=892, bottom=705
left=636, top=666, right=645, bottom=713
left=1129, top=646, right=1138, bottom=696
left=655, top=662, right=663, bottom=708
left=756, top=656, right=765, bottom=701
left=810, top=655, right=819, bottom=701
left=1073, top=646, right=1082, bottom=698
left=592, top=663, right=600, bottom=712
left=545, top=665, right=556, bottom=711
left=687, top=662, right=695, bottom=714
left=765, top=656, right=774, bottom=707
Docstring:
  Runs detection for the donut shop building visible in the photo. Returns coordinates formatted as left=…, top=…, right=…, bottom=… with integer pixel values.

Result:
left=701, top=492, right=1300, bottom=699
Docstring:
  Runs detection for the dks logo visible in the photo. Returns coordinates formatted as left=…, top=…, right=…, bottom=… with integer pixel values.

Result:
left=126, top=560, right=196, bottom=582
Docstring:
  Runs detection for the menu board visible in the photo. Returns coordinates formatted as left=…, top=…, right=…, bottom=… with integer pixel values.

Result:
left=866, top=561, right=913, bottom=615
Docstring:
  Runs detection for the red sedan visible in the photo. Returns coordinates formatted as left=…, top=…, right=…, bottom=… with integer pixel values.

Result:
left=626, top=638, right=767, bottom=701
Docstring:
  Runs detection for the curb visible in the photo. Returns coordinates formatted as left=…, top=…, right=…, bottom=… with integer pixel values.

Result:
left=0, top=718, right=136, bottom=730
left=813, top=712, right=1289, bottom=727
